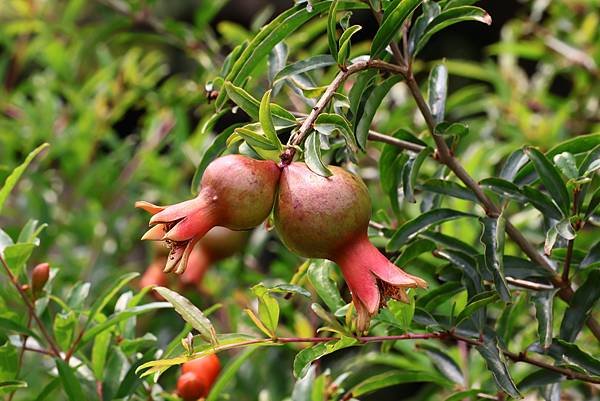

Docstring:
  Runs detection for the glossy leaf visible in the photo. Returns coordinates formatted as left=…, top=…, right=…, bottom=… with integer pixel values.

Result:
left=553, top=152, right=578, bottom=180
left=307, top=260, right=345, bottom=312
left=428, top=64, right=448, bottom=125
left=500, top=149, right=529, bottom=181
left=55, top=359, right=85, bottom=401
left=337, top=25, right=361, bottom=65
left=532, top=289, right=558, bottom=349
left=419, top=343, right=465, bottom=385
left=476, top=337, right=521, bottom=398
left=293, top=336, right=357, bottom=378
left=408, top=0, right=441, bottom=55
left=525, top=147, right=571, bottom=215
left=402, top=148, right=431, bottom=203
left=480, top=177, right=527, bottom=202
left=305, top=132, right=332, bottom=177
left=559, top=270, right=600, bottom=341
left=522, top=185, right=564, bottom=221
left=259, top=90, right=284, bottom=151
left=327, top=0, right=339, bottom=60
left=371, top=0, right=423, bottom=58
left=273, top=55, right=336, bottom=84
left=419, top=179, right=478, bottom=201
left=388, top=209, right=475, bottom=251
left=479, top=216, right=510, bottom=301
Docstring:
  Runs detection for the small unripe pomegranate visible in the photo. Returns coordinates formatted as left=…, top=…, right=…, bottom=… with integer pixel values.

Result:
left=274, top=163, right=426, bottom=331
left=177, top=354, right=221, bottom=400
left=31, top=263, right=50, bottom=295
left=176, top=371, right=206, bottom=401
left=139, top=259, right=170, bottom=300
left=136, top=155, right=280, bottom=274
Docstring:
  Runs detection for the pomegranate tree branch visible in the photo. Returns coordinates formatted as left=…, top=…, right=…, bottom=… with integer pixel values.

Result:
left=0, top=254, right=61, bottom=357
left=268, top=332, right=600, bottom=385
left=286, top=59, right=406, bottom=155
left=402, top=73, right=600, bottom=342
left=367, top=130, right=426, bottom=153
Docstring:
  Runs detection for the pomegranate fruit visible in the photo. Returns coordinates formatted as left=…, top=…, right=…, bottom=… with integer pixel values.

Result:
left=176, top=371, right=206, bottom=401
left=274, top=162, right=426, bottom=331
left=31, top=263, right=50, bottom=295
left=136, top=155, right=280, bottom=274
left=177, top=354, right=221, bottom=400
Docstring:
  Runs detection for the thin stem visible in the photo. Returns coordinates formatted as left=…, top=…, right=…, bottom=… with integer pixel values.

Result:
left=0, top=254, right=61, bottom=357
left=367, top=130, right=426, bottom=153
left=8, top=313, right=32, bottom=401
left=504, top=277, right=555, bottom=291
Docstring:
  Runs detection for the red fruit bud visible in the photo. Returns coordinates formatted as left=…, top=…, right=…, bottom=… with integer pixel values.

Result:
left=31, top=263, right=50, bottom=295
left=181, top=354, right=221, bottom=391
left=274, top=163, right=426, bottom=331
left=136, top=155, right=279, bottom=274
left=176, top=372, right=206, bottom=401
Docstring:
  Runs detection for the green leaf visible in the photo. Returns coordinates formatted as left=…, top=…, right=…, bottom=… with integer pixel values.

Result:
left=580, top=240, right=600, bottom=269
left=259, top=90, right=283, bottom=151
left=480, top=177, right=527, bottom=202
left=434, top=122, right=469, bottom=138
left=456, top=291, right=499, bottom=327
left=402, top=148, right=431, bottom=203
left=0, top=380, right=27, bottom=394
left=428, top=64, right=448, bottom=125
left=417, top=281, right=463, bottom=309
left=87, top=272, right=139, bottom=329
left=154, top=287, right=218, bottom=345
left=232, top=126, right=279, bottom=151
left=531, top=289, right=558, bottom=350
left=0, top=317, right=40, bottom=340
left=386, top=297, right=415, bottom=332
left=304, top=132, right=332, bottom=177
left=525, top=147, right=571, bottom=215
left=518, top=370, right=562, bottom=391
left=351, top=370, right=451, bottom=396
left=522, top=186, right=564, bottom=221
left=0, top=342, right=17, bottom=381
left=307, top=260, right=345, bottom=312
left=414, top=6, right=492, bottom=55
left=479, top=216, right=510, bottom=302
left=337, top=25, right=361, bottom=65
left=500, top=149, right=528, bottom=181
left=395, top=238, right=436, bottom=266
left=55, top=359, right=85, bottom=401
left=92, top=330, right=112, bottom=379
left=418, top=343, right=465, bottom=385
left=387, top=209, right=475, bottom=251
left=218, top=1, right=367, bottom=107
left=553, top=152, right=578, bottom=180
left=2, top=243, right=35, bottom=278
left=356, top=75, right=403, bottom=149
left=419, top=179, right=478, bottom=202
left=206, top=347, right=259, bottom=401
left=0, top=143, right=49, bottom=214
left=293, top=336, right=357, bottom=378
left=408, top=0, right=441, bottom=55
left=476, top=337, right=521, bottom=398
left=547, top=339, right=600, bottom=376
left=223, top=82, right=297, bottom=127
left=314, top=113, right=358, bottom=154
left=274, top=55, right=336, bottom=84
left=267, top=284, right=311, bottom=298
left=252, top=284, right=280, bottom=336
left=371, top=0, right=423, bottom=58
left=53, top=311, right=77, bottom=351
left=559, top=270, right=600, bottom=342
left=443, top=390, right=482, bottom=401
left=327, top=0, right=339, bottom=60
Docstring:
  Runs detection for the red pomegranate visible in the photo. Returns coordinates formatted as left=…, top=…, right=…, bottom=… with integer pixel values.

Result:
left=136, top=155, right=279, bottom=274
left=274, top=163, right=426, bottom=331
left=177, top=354, right=221, bottom=400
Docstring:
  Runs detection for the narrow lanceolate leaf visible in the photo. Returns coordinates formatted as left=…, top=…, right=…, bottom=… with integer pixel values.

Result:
left=337, top=25, right=361, bottom=65
left=0, top=380, right=27, bottom=393
left=580, top=240, right=600, bottom=269
left=522, top=186, right=564, bottom=221
left=327, top=0, right=339, bottom=60
left=524, top=147, right=571, bottom=215
left=217, top=1, right=367, bottom=108
left=419, top=179, right=478, bottom=202
left=428, top=64, right=448, bottom=125
left=0, top=143, right=49, bottom=214
left=154, top=287, right=218, bottom=345
left=480, top=177, right=527, bottom=203
left=355, top=75, right=403, bottom=149
left=476, top=337, right=521, bottom=399
left=418, top=343, right=465, bottom=386
left=259, top=90, right=283, bottom=151
left=351, top=370, right=452, bottom=396
left=402, top=148, right=431, bottom=203
left=559, top=270, right=600, bottom=342
left=206, top=348, right=259, bottom=401
left=371, top=0, right=424, bottom=58
left=305, top=132, right=332, bottom=177
left=532, top=289, right=558, bottom=349
left=479, top=216, right=511, bottom=302
left=293, top=336, right=357, bottom=378
left=456, top=291, right=499, bottom=327
left=553, top=152, right=578, bottom=180
left=232, top=127, right=280, bottom=151
left=387, top=209, right=475, bottom=251
left=307, top=260, right=345, bottom=312
left=55, top=359, right=85, bottom=401
left=414, top=6, right=492, bottom=56
left=314, top=113, right=358, bottom=154
left=408, top=0, right=441, bottom=55
left=273, top=55, right=336, bottom=84
left=88, top=272, right=140, bottom=328
left=224, top=82, right=297, bottom=127
left=500, top=149, right=528, bottom=181
left=547, top=339, right=600, bottom=376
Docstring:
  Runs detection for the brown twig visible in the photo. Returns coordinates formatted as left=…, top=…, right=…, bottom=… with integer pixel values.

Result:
left=0, top=254, right=61, bottom=357
left=367, top=130, right=426, bottom=153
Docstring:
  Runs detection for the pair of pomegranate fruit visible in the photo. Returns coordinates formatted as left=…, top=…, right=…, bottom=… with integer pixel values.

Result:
left=136, top=154, right=426, bottom=330
left=176, top=354, right=221, bottom=400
